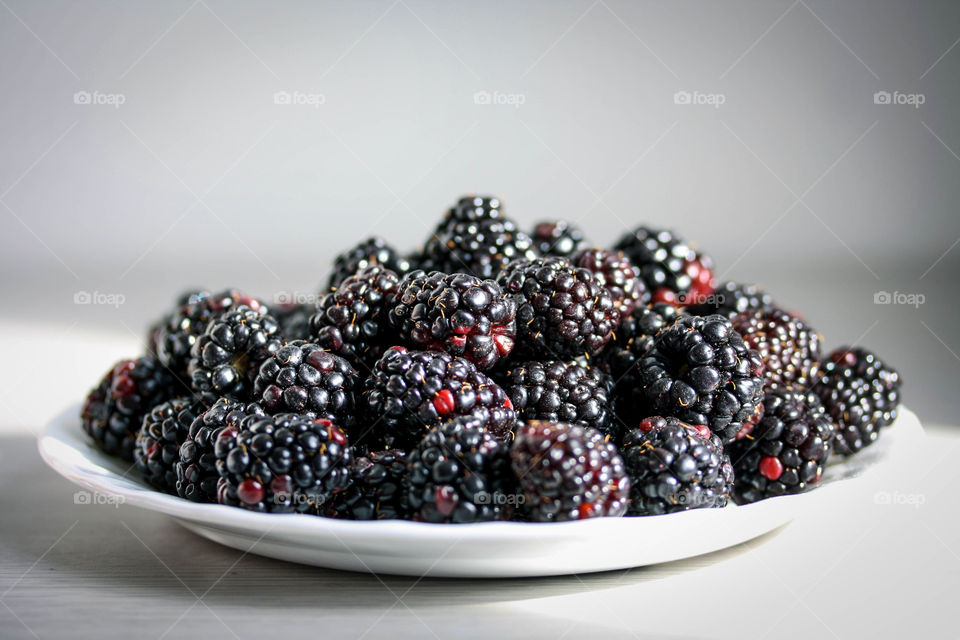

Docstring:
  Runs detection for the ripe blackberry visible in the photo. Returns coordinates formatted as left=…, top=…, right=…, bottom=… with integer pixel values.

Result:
left=572, top=248, right=649, bottom=317
left=325, top=449, right=409, bottom=520
left=531, top=220, right=587, bottom=257
left=498, top=257, right=620, bottom=359
left=687, top=281, right=774, bottom=318
left=728, top=388, right=834, bottom=503
left=637, top=315, right=765, bottom=443
left=325, top=236, right=410, bottom=291
left=81, top=356, right=180, bottom=461
left=253, top=342, right=360, bottom=424
left=188, top=305, right=284, bottom=400
left=496, top=360, right=616, bottom=438
left=613, top=227, right=715, bottom=306
left=359, top=347, right=515, bottom=449
left=310, top=265, right=401, bottom=372
left=135, top=396, right=210, bottom=493
left=176, top=397, right=266, bottom=503
left=405, top=417, right=514, bottom=523
left=621, top=416, right=733, bottom=515
left=733, top=308, right=821, bottom=390
left=156, top=289, right=266, bottom=380
left=272, top=302, right=313, bottom=341
left=510, top=421, right=630, bottom=521
left=216, top=414, right=352, bottom=513
left=388, top=270, right=517, bottom=370
left=419, top=216, right=537, bottom=279
left=816, top=347, right=901, bottom=456
left=439, top=194, right=507, bottom=224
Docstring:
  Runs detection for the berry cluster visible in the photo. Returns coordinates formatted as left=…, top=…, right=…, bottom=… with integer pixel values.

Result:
left=82, top=193, right=903, bottom=524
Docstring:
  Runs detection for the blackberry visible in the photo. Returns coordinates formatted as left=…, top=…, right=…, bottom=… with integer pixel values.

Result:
left=531, top=220, right=587, bottom=257
left=359, top=347, right=515, bottom=449
left=388, top=270, right=517, bottom=370
left=728, top=388, right=834, bottom=503
left=310, top=265, right=401, bottom=372
left=81, top=356, right=180, bottom=461
left=496, top=360, right=616, bottom=438
left=510, top=421, right=630, bottom=521
left=188, top=305, right=284, bottom=400
left=687, top=281, right=774, bottom=318
left=176, top=397, right=265, bottom=503
left=253, top=342, right=360, bottom=423
left=156, top=289, right=266, bottom=381
left=733, top=308, right=821, bottom=390
left=498, top=257, right=620, bottom=359
left=636, top=314, right=765, bottom=443
left=439, top=194, right=507, bottom=224
left=135, top=396, right=209, bottom=493
left=272, top=302, right=314, bottom=341
left=621, top=416, right=733, bottom=515
left=572, top=248, right=649, bottom=317
left=602, top=304, right=681, bottom=380
left=325, top=236, right=410, bottom=291
left=325, top=449, right=409, bottom=520
left=216, top=414, right=352, bottom=513
left=419, top=216, right=537, bottom=279
left=816, top=347, right=901, bottom=456
left=613, top=227, right=715, bottom=306
left=405, top=417, right=514, bottom=523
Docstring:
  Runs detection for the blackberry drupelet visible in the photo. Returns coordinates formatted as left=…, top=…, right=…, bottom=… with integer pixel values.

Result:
left=325, top=236, right=410, bottom=291
left=405, top=417, right=514, bottom=523
left=388, top=270, right=517, bottom=370
left=732, top=307, right=821, bottom=389
left=728, top=388, right=834, bottom=503
left=613, top=226, right=715, bottom=306
left=573, top=248, right=649, bottom=317
left=216, top=414, right=352, bottom=513
left=135, top=396, right=210, bottom=493
left=310, top=265, right=401, bottom=372
left=325, top=449, right=409, bottom=520
left=359, top=347, right=516, bottom=449
left=686, top=281, right=774, bottom=318
left=272, top=302, right=314, bottom=341
left=188, top=305, right=284, bottom=400
left=253, top=341, right=360, bottom=423
left=176, top=397, right=265, bottom=502
left=81, top=356, right=180, bottom=461
left=510, top=421, right=630, bottom=521
left=637, top=314, right=765, bottom=443
left=621, top=416, right=733, bottom=515
left=156, top=289, right=266, bottom=381
left=531, top=220, right=588, bottom=257
left=419, top=216, right=537, bottom=279
left=496, top=360, right=616, bottom=438
left=816, top=347, right=901, bottom=455
left=497, top=257, right=620, bottom=359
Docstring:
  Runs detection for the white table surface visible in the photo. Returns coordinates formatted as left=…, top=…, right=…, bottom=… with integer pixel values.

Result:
left=1, top=323, right=957, bottom=640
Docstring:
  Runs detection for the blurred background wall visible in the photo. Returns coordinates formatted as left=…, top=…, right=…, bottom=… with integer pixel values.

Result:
left=1, top=0, right=958, bottom=423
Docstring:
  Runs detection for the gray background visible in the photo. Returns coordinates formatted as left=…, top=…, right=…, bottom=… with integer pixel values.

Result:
left=2, top=0, right=959, bottom=423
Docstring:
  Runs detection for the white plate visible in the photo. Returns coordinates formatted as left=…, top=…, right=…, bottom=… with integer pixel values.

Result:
left=38, top=403, right=923, bottom=578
